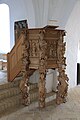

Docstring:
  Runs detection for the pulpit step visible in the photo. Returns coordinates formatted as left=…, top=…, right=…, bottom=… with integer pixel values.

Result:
left=0, top=80, right=38, bottom=114
left=0, top=88, right=38, bottom=113
left=0, top=87, right=20, bottom=101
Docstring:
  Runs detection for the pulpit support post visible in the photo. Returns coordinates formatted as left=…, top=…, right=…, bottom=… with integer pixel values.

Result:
left=56, top=31, right=69, bottom=104
left=38, top=30, right=47, bottom=108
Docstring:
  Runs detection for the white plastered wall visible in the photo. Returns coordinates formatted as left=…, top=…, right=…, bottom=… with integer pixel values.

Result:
left=65, top=1, right=80, bottom=88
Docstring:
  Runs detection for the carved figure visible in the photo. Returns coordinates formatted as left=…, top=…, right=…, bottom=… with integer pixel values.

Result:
left=32, top=42, right=36, bottom=57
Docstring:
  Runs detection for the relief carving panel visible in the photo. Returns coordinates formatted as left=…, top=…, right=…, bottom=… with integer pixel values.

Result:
left=29, top=40, right=39, bottom=57
left=46, top=40, right=57, bottom=60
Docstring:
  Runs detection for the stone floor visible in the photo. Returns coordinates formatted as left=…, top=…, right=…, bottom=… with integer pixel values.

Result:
left=0, top=70, right=80, bottom=120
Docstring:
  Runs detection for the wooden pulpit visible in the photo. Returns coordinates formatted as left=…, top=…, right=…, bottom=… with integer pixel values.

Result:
left=21, top=25, right=69, bottom=108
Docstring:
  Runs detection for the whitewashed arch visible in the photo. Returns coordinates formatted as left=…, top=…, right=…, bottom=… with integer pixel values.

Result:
left=0, top=3, right=10, bottom=53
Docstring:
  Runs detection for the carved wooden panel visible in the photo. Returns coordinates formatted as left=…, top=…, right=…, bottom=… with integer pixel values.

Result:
left=46, top=40, right=57, bottom=59
left=7, top=34, right=25, bottom=81
left=29, top=39, right=39, bottom=57
left=29, top=29, right=40, bottom=69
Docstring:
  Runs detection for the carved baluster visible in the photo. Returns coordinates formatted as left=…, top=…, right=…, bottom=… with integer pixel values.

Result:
left=20, top=30, right=30, bottom=105
left=38, top=30, right=47, bottom=108
left=56, top=31, right=69, bottom=104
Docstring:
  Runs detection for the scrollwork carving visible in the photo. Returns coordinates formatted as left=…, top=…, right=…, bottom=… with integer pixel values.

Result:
left=38, top=30, right=47, bottom=108
left=56, top=31, right=69, bottom=104
left=20, top=30, right=30, bottom=106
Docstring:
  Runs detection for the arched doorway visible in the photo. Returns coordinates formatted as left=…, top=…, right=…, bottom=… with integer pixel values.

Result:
left=0, top=3, right=10, bottom=83
left=77, top=41, right=80, bottom=85
left=0, top=3, right=10, bottom=53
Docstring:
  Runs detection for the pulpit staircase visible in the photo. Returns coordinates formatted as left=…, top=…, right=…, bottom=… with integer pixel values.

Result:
left=0, top=79, right=39, bottom=115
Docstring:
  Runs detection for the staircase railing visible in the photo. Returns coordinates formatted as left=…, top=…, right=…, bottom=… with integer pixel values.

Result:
left=7, top=32, right=26, bottom=81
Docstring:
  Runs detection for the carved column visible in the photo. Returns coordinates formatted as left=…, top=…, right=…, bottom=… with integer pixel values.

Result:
left=20, top=30, right=30, bottom=106
left=56, top=31, right=69, bottom=104
left=38, top=30, right=47, bottom=108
